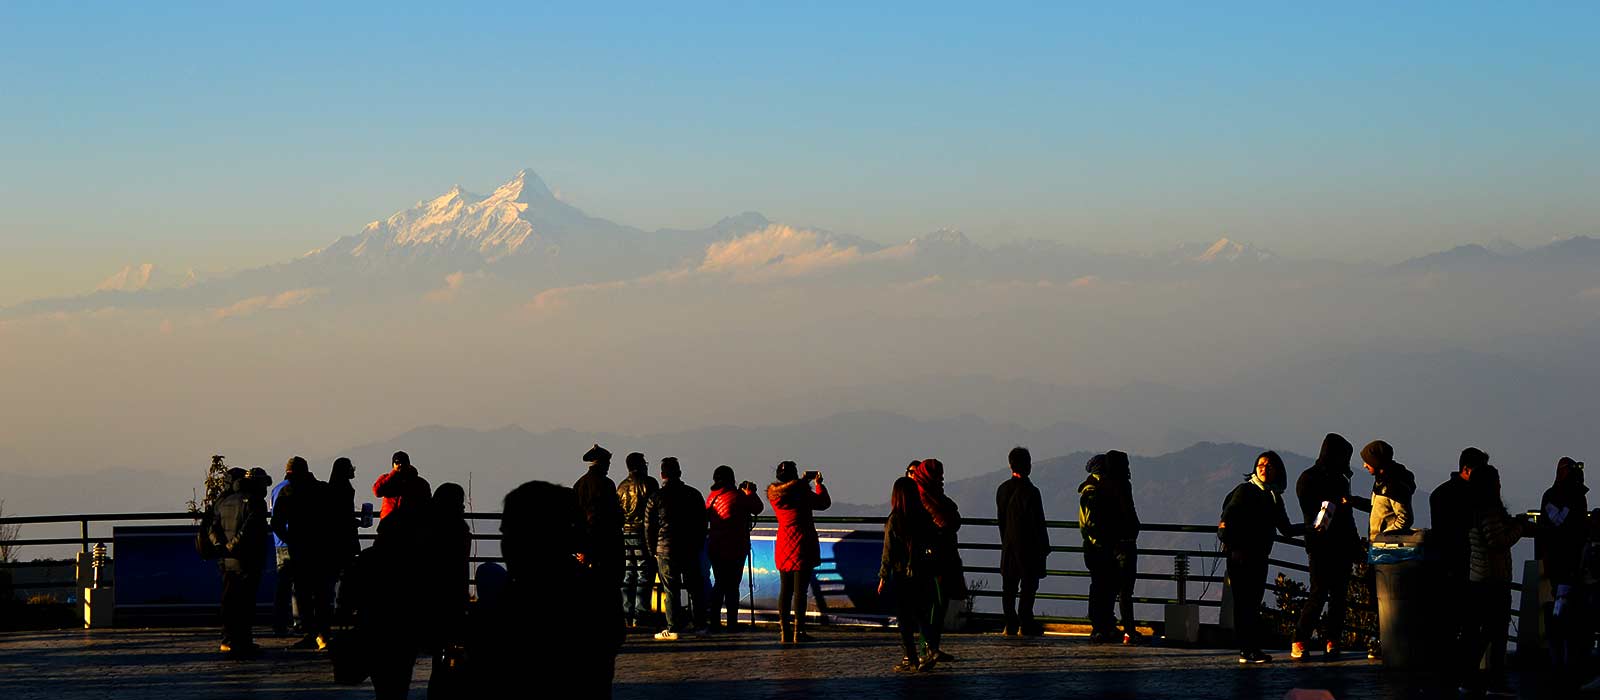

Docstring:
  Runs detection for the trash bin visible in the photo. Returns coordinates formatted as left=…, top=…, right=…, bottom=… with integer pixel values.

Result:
left=1370, top=529, right=1431, bottom=669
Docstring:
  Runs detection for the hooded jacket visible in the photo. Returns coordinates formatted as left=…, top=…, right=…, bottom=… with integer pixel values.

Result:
left=1368, top=463, right=1416, bottom=536
left=645, top=478, right=707, bottom=560
left=1469, top=506, right=1524, bottom=583
left=210, top=473, right=269, bottom=571
left=1078, top=451, right=1140, bottom=549
left=1538, top=478, right=1590, bottom=585
left=1219, top=475, right=1294, bottom=559
left=1295, top=434, right=1359, bottom=555
left=616, top=471, right=659, bottom=535
left=706, top=485, right=764, bottom=563
left=767, top=478, right=830, bottom=572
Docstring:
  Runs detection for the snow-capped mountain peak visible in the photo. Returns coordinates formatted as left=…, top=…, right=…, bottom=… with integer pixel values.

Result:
left=341, top=170, right=555, bottom=261
left=1181, top=237, right=1272, bottom=264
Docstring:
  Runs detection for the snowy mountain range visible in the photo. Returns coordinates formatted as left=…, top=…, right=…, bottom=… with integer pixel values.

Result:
left=7, top=167, right=1596, bottom=321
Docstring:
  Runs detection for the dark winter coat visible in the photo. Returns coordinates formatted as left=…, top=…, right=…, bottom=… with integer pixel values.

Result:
left=1430, top=473, right=1474, bottom=578
left=326, top=475, right=360, bottom=566
left=1468, top=507, right=1524, bottom=583
left=996, top=476, right=1049, bottom=579
left=705, top=486, right=763, bottom=563
left=271, top=473, right=332, bottom=560
left=1078, top=474, right=1140, bottom=548
left=879, top=509, right=938, bottom=580
left=617, top=472, right=658, bottom=535
left=1295, top=435, right=1359, bottom=557
left=573, top=467, right=623, bottom=568
left=646, top=479, right=707, bottom=561
left=1219, top=479, right=1294, bottom=560
left=767, top=479, right=831, bottom=572
left=1538, top=481, right=1590, bottom=585
left=210, top=476, right=269, bottom=573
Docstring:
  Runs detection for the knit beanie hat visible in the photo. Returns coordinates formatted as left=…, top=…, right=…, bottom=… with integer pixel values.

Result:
left=1361, top=440, right=1395, bottom=469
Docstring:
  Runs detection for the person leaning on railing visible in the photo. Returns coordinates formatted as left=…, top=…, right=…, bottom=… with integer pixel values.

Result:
left=1218, top=451, right=1300, bottom=665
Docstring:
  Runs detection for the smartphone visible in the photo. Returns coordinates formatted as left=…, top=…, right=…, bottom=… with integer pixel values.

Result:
left=360, top=502, right=375, bottom=528
left=802, top=470, right=820, bottom=481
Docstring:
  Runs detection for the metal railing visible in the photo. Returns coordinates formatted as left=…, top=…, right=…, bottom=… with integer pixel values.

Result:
left=0, top=510, right=1519, bottom=635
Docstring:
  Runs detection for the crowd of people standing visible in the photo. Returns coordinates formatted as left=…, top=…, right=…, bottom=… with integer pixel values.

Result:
left=199, top=437, right=1597, bottom=698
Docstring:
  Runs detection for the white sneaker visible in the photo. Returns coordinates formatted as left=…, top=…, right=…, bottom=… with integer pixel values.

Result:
left=653, top=630, right=679, bottom=641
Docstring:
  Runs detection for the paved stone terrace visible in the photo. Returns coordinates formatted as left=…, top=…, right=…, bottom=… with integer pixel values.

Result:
left=0, top=626, right=1554, bottom=699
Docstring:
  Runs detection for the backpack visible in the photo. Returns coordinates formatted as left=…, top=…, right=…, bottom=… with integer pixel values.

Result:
left=195, top=505, right=219, bottom=560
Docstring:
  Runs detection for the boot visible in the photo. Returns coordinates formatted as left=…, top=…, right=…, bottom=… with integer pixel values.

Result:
left=780, top=621, right=795, bottom=645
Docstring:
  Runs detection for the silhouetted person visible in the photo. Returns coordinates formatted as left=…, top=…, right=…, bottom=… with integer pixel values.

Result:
left=912, top=458, right=962, bottom=662
left=705, top=465, right=763, bottom=631
left=426, top=482, right=471, bottom=697
left=1080, top=450, right=1141, bottom=643
left=880, top=476, right=943, bottom=672
left=1292, top=433, right=1360, bottom=659
left=1432, top=448, right=1487, bottom=667
left=272, top=456, right=336, bottom=650
left=468, top=481, right=624, bottom=699
left=575, top=444, right=624, bottom=588
left=326, top=457, right=361, bottom=577
left=645, top=457, right=708, bottom=639
left=1459, top=465, right=1529, bottom=695
left=1349, top=440, right=1416, bottom=536
left=1540, top=457, right=1589, bottom=682
left=768, top=461, right=831, bottom=644
left=208, top=467, right=269, bottom=656
left=616, top=451, right=659, bottom=628
left=374, top=451, right=430, bottom=546
left=996, top=446, right=1048, bottom=636
left=1219, top=451, right=1297, bottom=664
left=269, top=469, right=298, bottom=638
left=339, top=529, right=427, bottom=699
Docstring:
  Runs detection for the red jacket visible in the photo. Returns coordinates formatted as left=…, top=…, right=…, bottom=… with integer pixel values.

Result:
left=766, top=479, right=830, bottom=572
left=706, top=486, right=765, bottom=562
left=373, top=469, right=429, bottom=521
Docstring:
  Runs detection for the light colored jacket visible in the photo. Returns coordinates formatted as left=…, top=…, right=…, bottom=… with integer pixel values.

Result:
left=1370, top=492, right=1413, bottom=536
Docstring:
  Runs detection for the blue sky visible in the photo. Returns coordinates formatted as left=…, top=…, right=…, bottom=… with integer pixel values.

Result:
left=2, top=2, right=1597, bottom=304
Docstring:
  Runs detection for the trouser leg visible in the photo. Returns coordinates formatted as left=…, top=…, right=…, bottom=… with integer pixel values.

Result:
left=656, top=554, right=683, bottom=631
left=778, top=570, right=795, bottom=627
left=924, top=575, right=944, bottom=652
left=1228, top=552, right=1267, bottom=653
left=1294, top=550, right=1333, bottom=643
left=273, top=547, right=294, bottom=633
left=682, top=555, right=707, bottom=630
left=1020, top=575, right=1039, bottom=627
left=712, top=558, right=743, bottom=626
left=893, top=573, right=920, bottom=658
left=790, top=569, right=810, bottom=631
left=1001, top=574, right=1020, bottom=629
left=1115, top=544, right=1137, bottom=633
left=1085, top=545, right=1114, bottom=634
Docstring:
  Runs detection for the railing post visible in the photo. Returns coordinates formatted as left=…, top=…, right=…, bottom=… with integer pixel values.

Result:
left=1173, top=553, right=1189, bottom=604
left=80, top=519, right=90, bottom=555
